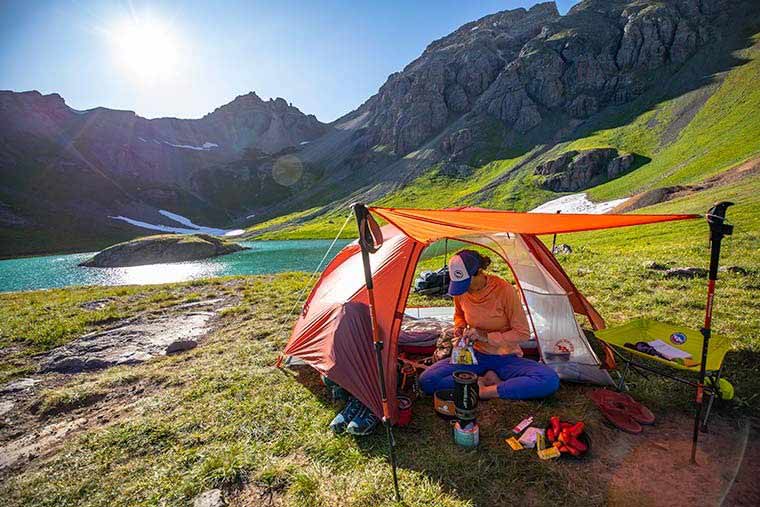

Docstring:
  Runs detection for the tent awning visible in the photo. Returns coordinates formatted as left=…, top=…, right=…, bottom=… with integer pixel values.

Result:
left=369, top=206, right=700, bottom=243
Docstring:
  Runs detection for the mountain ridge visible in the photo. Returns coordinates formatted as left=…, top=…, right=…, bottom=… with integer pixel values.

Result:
left=2, top=0, right=759, bottom=256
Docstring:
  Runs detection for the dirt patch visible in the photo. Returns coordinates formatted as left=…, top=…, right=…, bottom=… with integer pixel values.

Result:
left=613, top=156, right=760, bottom=213
left=585, top=412, right=759, bottom=506
left=0, top=417, right=89, bottom=473
left=228, top=481, right=286, bottom=507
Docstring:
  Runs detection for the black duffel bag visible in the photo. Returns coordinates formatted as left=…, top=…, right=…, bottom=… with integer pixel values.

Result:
left=413, top=267, right=451, bottom=296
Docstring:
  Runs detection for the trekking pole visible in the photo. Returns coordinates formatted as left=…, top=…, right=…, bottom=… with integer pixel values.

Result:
left=691, top=201, right=733, bottom=464
left=352, top=203, right=402, bottom=502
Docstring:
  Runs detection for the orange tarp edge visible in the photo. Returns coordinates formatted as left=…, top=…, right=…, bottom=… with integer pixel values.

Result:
left=369, top=207, right=700, bottom=243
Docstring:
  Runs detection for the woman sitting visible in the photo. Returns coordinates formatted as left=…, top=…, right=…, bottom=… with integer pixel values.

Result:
left=419, top=249, right=560, bottom=400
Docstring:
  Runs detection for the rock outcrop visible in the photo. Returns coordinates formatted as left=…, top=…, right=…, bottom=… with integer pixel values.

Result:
left=38, top=311, right=215, bottom=373
left=79, top=234, right=246, bottom=268
left=534, top=148, right=635, bottom=191
left=340, top=3, right=560, bottom=156
left=329, top=0, right=737, bottom=162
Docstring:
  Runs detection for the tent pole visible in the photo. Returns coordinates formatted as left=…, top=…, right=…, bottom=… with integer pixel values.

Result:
left=551, top=210, right=561, bottom=252
left=352, top=203, right=402, bottom=502
left=691, top=201, right=733, bottom=464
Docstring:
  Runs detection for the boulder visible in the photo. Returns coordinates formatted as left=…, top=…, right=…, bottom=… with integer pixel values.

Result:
left=643, top=261, right=668, bottom=271
left=193, top=489, right=225, bottom=507
left=79, top=234, right=247, bottom=268
left=165, top=340, right=198, bottom=354
left=535, top=149, right=636, bottom=192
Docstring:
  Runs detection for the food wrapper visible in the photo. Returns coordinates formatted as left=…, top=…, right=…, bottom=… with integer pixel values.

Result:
left=537, top=446, right=561, bottom=460
left=450, top=337, right=478, bottom=365
left=505, top=437, right=524, bottom=451
left=518, top=427, right=545, bottom=449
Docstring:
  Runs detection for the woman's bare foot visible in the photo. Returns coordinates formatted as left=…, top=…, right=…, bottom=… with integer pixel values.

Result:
left=477, top=371, right=501, bottom=400
left=480, top=370, right=501, bottom=386
left=478, top=384, right=499, bottom=400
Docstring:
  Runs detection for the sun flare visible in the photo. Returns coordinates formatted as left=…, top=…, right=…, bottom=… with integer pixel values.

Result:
left=111, top=18, right=179, bottom=81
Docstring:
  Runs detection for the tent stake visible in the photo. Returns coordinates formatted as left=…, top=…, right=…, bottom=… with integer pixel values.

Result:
left=353, top=203, right=402, bottom=502
left=691, top=202, right=733, bottom=464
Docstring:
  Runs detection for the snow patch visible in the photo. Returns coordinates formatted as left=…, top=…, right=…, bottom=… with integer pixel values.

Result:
left=530, top=193, right=629, bottom=214
left=299, top=141, right=310, bottom=145
left=137, top=137, right=147, bottom=142
left=110, top=210, right=244, bottom=237
left=162, top=141, right=219, bottom=151
left=470, top=26, right=479, bottom=31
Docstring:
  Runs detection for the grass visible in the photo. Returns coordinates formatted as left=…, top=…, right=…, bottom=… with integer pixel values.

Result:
left=1, top=172, right=758, bottom=506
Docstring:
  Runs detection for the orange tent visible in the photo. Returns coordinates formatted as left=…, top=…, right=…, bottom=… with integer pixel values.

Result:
left=282, top=205, right=699, bottom=424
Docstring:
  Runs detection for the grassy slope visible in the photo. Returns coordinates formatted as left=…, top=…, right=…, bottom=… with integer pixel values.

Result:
left=251, top=32, right=760, bottom=241
left=584, top=33, right=760, bottom=200
left=1, top=176, right=758, bottom=506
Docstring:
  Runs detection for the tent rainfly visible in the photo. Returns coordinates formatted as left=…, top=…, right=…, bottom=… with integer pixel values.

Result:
left=281, top=205, right=699, bottom=424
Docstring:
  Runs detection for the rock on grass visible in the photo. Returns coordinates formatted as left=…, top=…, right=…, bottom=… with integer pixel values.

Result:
left=79, top=234, right=247, bottom=268
left=193, top=489, right=225, bottom=507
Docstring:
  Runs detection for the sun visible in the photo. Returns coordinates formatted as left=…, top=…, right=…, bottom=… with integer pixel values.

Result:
left=111, top=18, right=179, bottom=81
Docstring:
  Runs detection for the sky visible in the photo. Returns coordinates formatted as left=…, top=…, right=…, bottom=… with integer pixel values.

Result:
left=0, top=0, right=578, bottom=123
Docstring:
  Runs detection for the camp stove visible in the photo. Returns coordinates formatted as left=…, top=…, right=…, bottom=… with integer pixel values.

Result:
left=453, top=370, right=479, bottom=423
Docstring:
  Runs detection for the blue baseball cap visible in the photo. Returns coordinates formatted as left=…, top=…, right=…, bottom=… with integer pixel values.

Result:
left=448, top=250, right=482, bottom=296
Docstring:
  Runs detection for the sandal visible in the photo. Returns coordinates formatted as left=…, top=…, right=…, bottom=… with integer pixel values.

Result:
left=589, top=390, right=655, bottom=425
left=588, top=390, right=643, bottom=434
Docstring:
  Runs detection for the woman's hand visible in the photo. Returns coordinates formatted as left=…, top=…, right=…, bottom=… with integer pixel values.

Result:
left=463, top=328, right=489, bottom=343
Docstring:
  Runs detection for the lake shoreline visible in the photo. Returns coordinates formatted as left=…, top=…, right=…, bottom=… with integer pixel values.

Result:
left=0, top=239, right=350, bottom=293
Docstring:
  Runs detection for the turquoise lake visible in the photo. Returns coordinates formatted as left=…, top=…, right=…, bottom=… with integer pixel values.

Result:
left=0, top=240, right=352, bottom=293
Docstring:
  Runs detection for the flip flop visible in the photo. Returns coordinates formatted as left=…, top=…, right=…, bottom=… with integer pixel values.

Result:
left=588, top=390, right=643, bottom=434
left=619, top=393, right=656, bottom=425
left=588, top=389, right=656, bottom=425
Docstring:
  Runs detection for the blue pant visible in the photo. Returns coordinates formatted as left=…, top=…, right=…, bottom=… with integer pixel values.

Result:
left=418, top=351, right=560, bottom=400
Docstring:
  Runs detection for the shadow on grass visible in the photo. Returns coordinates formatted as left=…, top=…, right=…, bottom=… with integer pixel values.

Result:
left=289, top=363, right=606, bottom=506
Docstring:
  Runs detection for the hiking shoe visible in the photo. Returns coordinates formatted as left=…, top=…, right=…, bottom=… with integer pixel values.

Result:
left=329, top=397, right=363, bottom=434
left=345, top=406, right=379, bottom=436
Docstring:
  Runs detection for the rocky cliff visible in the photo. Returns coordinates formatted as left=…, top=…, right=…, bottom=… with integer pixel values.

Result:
left=254, top=0, right=755, bottom=226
